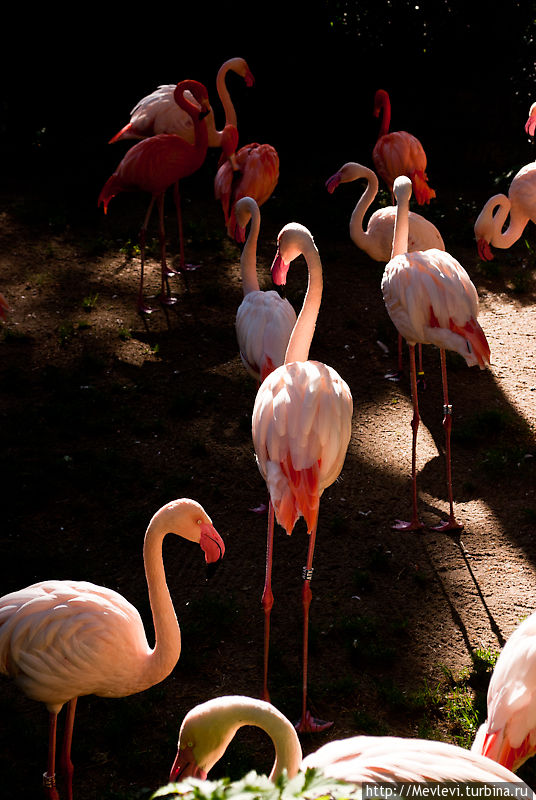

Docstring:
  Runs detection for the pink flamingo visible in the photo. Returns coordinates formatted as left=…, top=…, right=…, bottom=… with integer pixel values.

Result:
left=474, top=161, right=536, bottom=261
left=98, top=80, right=213, bottom=315
left=108, top=57, right=254, bottom=147
left=0, top=498, right=225, bottom=800
left=234, top=196, right=296, bottom=384
left=382, top=176, right=490, bottom=532
left=472, top=610, right=536, bottom=772
left=169, top=695, right=530, bottom=787
left=215, top=142, right=279, bottom=242
left=252, top=223, right=353, bottom=733
left=326, top=160, right=445, bottom=380
left=525, top=102, right=536, bottom=136
left=373, top=89, right=436, bottom=205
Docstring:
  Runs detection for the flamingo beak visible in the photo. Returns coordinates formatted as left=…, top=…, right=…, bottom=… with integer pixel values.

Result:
left=199, top=523, right=225, bottom=578
left=325, top=173, right=341, bottom=194
left=271, top=252, right=290, bottom=286
left=169, top=744, right=207, bottom=783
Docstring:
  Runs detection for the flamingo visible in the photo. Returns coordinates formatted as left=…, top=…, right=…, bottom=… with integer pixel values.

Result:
left=215, top=142, right=279, bottom=243
left=525, top=102, right=536, bottom=137
left=474, top=161, right=536, bottom=261
left=0, top=498, right=225, bottom=800
left=251, top=223, right=353, bottom=733
left=168, top=695, right=531, bottom=788
left=381, top=176, right=490, bottom=532
left=373, top=89, right=436, bottom=205
left=234, top=196, right=297, bottom=384
left=108, top=56, right=255, bottom=147
left=98, top=80, right=213, bottom=315
left=472, top=610, right=536, bottom=772
left=326, top=160, right=445, bottom=380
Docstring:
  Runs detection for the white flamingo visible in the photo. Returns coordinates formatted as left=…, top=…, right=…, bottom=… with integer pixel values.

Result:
left=252, top=223, right=353, bottom=733
left=0, top=498, right=225, bottom=800
left=109, top=56, right=254, bottom=147
left=169, top=695, right=532, bottom=788
left=234, top=196, right=297, bottom=384
left=474, top=161, right=536, bottom=261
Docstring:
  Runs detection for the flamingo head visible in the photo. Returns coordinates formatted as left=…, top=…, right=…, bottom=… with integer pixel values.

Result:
left=525, top=102, right=536, bottom=137
left=243, top=66, right=255, bottom=88
left=325, top=171, right=342, bottom=194
left=174, top=80, right=211, bottom=120
left=477, top=237, right=494, bottom=262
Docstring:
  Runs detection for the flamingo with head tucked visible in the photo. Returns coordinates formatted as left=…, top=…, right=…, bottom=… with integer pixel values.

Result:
left=525, top=102, right=536, bottom=137
left=382, top=176, right=490, bottom=532
left=0, top=498, right=225, bottom=800
left=234, top=196, right=296, bottom=385
left=215, top=142, right=279, bottom=243
left=98, top=80, right=213, bottom=315
left=109, top=56, right=254, bottom=147
left=373, top=89, right=436, bottom=205
left=169, top=695, right=531, bottom=788
left=472, top=609, right=536, bottom=772
left=252, top=223, right=353, bottom=733
left=474, top=161, right=536, bottom=261
left=326, top=160, right=445, bottom=380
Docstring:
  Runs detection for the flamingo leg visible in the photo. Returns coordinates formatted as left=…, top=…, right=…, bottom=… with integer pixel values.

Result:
left=156, top=194, right=178, bottom=307
left=59, top=698, right=77, bottom=800
left=261, top=501, right=275, bottom=702
left=393, top=344, right=424, bottom=531
left=431, top=349, right=464, bottom=532
left=295, top=520, right=333, bottom=734
left=173, top=183, right=199, bottom=281
left=137, top=198, right=157, bottom=316
left=43, top=711, right=60, bottom=800
left=417, top=343, right=426, bottom=390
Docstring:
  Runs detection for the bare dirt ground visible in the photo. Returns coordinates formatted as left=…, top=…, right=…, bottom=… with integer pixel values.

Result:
left=0, top=159, right=535, bottom=799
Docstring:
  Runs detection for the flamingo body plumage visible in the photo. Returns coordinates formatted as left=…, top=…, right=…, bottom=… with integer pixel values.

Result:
left=474, top=161, right=536, bottom=261
left=252, top=223, right=352, bottom=732
left=0, top=498, right=225, bottom=799
left=169, top=695, right=531, bottom=788
left=525, top=102, right=536, bottom=137
left=109, top=57, right=254, bottom=147
left=215, top=142, right=279, bottom=242
left=373, top=89, right=436, bottom=205
left=472, top=610, right=536, bottom=772
left=234, top=197, right=296, bottom=383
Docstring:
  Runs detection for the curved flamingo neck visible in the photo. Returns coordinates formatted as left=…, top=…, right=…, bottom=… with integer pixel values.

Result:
left=140, top=515, right=182, bottom=689
left=348, top=165, right=380, bottom=249
left=240, top=201, right=261, bottom=295
left=485, top=195, right=529, bottom=248
left=174, top=82, right=209, bottom=153
left=284, top=231, right=323, bottom=364
left=391, top=178, right=412, bottom=257
left=215, top=60, right=240, bottom=130
left=375, top=89, right=391, bottom=137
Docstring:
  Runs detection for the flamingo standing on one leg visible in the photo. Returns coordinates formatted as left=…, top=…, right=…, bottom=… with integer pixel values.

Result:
left=98, top=80, right=212, bottom=315
left=373, top=89, right=436, bottom=205
left=252, top=223, right=353, bottom=732
left=215, top=142, right=279, bottom=243
left=169, top=695, right=531, bottom=789
left=108, top=57, right=255, bottom=147
left=472, top=610, right=536, bottom=772
left=382, top=176, right=490, bottom=532
left=474, top=161, right=536, bottom=261
left=234, top=196, right=296, bottom=385
left=0, top=498, right=225, bottom=800
left=326, top=160, right=444, bottom=380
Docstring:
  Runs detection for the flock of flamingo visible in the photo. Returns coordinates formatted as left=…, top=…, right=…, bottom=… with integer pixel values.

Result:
left=1, top=57, right=536, bottom=799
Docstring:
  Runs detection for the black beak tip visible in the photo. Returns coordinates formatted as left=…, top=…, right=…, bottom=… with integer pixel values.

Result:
left=205, top=560, right=221, bottom=580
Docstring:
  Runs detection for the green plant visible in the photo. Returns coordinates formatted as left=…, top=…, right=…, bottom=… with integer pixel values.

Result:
left=82, top=292, right=99, bottom=312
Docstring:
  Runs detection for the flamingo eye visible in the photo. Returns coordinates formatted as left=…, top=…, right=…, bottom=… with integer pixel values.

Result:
left=197, top=519, right=202, bottom=525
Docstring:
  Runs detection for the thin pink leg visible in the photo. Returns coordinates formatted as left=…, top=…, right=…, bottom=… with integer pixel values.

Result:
left=137, top=198, right=157, bottom=316
left=295, top=519, right=332, bottom=733
left=417, top=343, right=426, bottom=389
left=156, top=194, right=178, bottom=307
left=173, top=183, right=199, bottom=279
left=261, top=501, right=275, bottom=702
left=43, top=712, right=60, bottom=800
left=393, top=344, right=424, bottom=531
left=59, top=698, right=77, bottom=800
left=431, top=349, right=464, bottom=532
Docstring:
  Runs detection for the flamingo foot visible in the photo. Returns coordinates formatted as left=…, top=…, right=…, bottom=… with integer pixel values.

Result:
left=138, top=300, right=158, bottom=316
left=295, top=710, right=333, bottom=734
left=181, top=263, right=202, bottom=272
left=392, top=518, right=425, bottom=532
left=431, top=517, right=464, bottom=533
left=43, top=772, right=60, bottom=800
left=250, top=503, right=267, bottom=514
left=384, top=369, right=402, bottom=382
left=158, top=293, right=179, bottom=307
